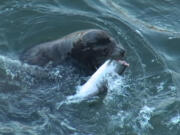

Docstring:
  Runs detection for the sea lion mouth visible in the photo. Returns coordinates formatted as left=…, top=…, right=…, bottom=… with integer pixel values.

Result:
left=117, top=59, right=130, bottom=67
left=113, top=59, right=129, bottom=75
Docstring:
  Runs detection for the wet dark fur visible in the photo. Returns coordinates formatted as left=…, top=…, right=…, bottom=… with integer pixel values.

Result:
left=21, top=29, right=125, bottom=71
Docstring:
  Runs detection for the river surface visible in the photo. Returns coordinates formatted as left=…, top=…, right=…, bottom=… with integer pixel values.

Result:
left=0, top=0, right=180, bottom=135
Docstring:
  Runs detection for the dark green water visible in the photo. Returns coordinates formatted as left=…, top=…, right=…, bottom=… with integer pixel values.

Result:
left=0, top=0, right=180, bottom=135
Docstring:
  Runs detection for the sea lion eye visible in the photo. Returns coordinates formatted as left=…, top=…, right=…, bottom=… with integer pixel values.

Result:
left=98, top=37, right=110, bottom=44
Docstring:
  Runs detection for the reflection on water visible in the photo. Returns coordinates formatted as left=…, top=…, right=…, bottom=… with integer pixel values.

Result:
left=101, top=0, right=180, bottom=33
left=0, top=0, right=179, bottom=135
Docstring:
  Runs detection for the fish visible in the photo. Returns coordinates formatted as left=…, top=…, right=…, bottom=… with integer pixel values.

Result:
left=67, top=59, right=129, bottom=102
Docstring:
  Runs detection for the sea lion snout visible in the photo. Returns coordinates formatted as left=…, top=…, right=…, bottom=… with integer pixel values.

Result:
left=111, top=45, right=125, bottom=60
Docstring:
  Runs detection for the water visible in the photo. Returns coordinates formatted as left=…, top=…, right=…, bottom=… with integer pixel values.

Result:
left=0, top=0, right=180, bottom=134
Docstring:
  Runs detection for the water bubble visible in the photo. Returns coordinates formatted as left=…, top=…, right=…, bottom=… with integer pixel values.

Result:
left=170, top=114, right=180, bottom=125
left=157, top=82, right=165, bottom=92
left=168, top=36, right=176, bottom=40
left=151, top=59, right=155, bottom=63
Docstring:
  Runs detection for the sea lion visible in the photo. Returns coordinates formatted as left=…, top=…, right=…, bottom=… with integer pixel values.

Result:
left=21, top=29, right=125, bottom=71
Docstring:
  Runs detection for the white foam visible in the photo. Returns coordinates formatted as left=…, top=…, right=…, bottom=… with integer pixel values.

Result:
left=170, top=114, right=180, bottom=125
left=137, top=106, right=154, bottom=129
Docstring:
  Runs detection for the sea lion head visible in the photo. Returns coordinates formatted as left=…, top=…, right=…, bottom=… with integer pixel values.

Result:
left=71, top=29, right=125, bottom=70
